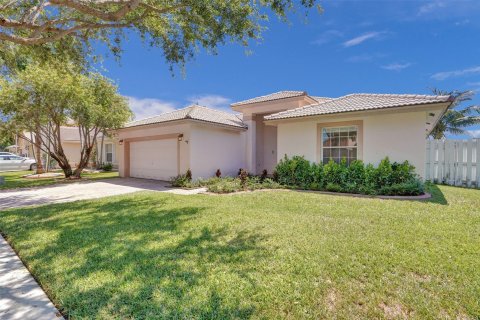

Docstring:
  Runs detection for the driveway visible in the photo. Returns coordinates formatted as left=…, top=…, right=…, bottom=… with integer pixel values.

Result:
left=0, top=178, right=205, bottom=210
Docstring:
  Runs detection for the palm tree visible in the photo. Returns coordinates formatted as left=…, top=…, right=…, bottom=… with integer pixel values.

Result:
left=429, top=89, right=480, bottom=139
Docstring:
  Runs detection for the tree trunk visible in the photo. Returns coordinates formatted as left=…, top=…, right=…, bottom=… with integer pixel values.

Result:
left=99, top=132, right=105, bottom=169
left=34, top=129, right=44, bottom=174
left=72, top=145, right=94, bottom=178
left=49, top=145, right=73, bottom=178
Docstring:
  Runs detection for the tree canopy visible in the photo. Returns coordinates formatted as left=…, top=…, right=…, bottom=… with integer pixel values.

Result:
left=0, top=62, right=132, bottom=177
left=0, top=1, right=320, bottom=67
left=430, top=89, right=480, bottom=139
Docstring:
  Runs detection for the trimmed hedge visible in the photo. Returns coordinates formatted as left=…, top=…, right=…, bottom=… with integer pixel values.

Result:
left=274, top=155, right=424, bottom=196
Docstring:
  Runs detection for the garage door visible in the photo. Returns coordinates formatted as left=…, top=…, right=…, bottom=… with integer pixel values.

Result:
left=129, top=139, right=178, bottom=180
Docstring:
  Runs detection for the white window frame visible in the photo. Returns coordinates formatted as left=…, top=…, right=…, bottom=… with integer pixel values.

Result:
left=321, top=125, right=359, bottom=164
left=105, top=143, right=114, bottom=163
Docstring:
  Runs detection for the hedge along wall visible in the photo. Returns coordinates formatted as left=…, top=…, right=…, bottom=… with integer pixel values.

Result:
left=274, top=155, right=424, bottom=196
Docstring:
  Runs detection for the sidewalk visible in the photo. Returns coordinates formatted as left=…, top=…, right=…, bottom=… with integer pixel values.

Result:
left=0, top=236, right=63, bottom=320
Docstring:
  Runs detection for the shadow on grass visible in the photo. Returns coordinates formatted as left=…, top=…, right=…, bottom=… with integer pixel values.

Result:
left=1, top=196, right=266, bottom=319
left=425, top=184, right=448, bottom=205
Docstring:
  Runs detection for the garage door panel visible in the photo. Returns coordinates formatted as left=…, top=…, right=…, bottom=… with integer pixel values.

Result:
left=130, top=139, right=178, bottom=180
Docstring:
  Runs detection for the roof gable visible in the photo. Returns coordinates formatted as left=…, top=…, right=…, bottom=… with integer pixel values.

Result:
left=124, top=105, right=246, bottom=129
left=231, top=91, right=307, bottom=106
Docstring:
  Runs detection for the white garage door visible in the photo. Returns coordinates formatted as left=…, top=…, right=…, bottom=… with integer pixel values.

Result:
left=130, top=139, right=178, bottom=180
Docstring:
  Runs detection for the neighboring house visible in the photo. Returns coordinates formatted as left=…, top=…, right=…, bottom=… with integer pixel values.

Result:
left=115, top=91, right=452, bottom=180
left=12, top=127, right=119, bottom=169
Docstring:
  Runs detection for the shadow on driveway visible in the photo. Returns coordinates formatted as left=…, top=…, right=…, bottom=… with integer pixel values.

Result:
left=0, top=178, right=203, bottom=211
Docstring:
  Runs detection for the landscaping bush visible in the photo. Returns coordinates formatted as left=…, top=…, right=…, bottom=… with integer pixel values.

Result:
left=323, top=159, right=345, bottom=186
left=171, top=173, right=282, bottom=194
left=275, top=155, right=313, bottom=188
left=170, top=174, right=193, bottom=188
left=185, top=169, right=192, bottom=181
left=102, top=162, right=113, bottom=172
left=207, top=177, right=241, bottom=193
left=274, top=155, right=423, bottom=196
left=260, top=169, right=268, bottom=181
left=379, top=180, right=424, bottom=196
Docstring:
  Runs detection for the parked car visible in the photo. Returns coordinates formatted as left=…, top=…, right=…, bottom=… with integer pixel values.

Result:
left=0, top=155, right=37, bottom=171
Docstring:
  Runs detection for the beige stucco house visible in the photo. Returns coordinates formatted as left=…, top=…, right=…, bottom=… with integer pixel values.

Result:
left=115, top=91, right=452, bottom=181
left=12, top=127, right=120, bottom=169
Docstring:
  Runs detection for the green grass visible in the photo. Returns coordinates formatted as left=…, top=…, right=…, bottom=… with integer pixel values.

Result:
left=0, top=170, right=119, bottom=190
left=0, top=185, right=479, bottom=319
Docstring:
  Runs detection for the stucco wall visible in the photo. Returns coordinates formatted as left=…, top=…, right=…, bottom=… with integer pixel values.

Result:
left=62, top=142, right=81, bottom=165
left=276, top=110, right=429, bottom=178
left=363, top=111, right=426, bottom=176
left=189, top=124, right=246, bottom=179
left=277, top=121, right=317, bottom=162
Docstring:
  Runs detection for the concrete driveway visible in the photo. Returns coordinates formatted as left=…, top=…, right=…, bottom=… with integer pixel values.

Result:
left=0, top=178, right=205, bottom=210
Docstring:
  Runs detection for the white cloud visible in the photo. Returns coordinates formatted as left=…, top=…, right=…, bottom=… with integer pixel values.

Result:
left=311, top=30, right=343, bottom=46
left=343, top=31, right=385, bottom=47
left=381, top=62, right=412, bottom=71
left=127, top=96, right=177, bottom=121
left=431, top=66, right=480, bottom=81
left=187, top=94, right=231, bottom=110
left=468, top=129, right=480, bottom=138
left=418, top=1, right=447, bottom=15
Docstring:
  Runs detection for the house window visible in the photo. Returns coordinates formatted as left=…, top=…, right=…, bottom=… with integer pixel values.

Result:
left=105, top=143, right=113, bottom=163
left=322, top=126, right=358, bottom=164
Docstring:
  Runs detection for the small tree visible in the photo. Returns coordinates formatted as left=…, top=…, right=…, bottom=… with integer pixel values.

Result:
left=430, top=89, right=480, bottom=139
left=0, top=63, right=132, bottom=178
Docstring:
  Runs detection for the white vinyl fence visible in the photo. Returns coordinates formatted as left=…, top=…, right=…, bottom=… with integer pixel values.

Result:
left=425, top=139, right=480, bottom=188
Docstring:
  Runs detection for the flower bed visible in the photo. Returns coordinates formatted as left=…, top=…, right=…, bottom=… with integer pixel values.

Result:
left=170, top=171, right=282, bottom=194
left=171, top=156, right=424, bottom=196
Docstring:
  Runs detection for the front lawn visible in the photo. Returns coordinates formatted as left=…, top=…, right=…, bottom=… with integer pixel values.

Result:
left=0, top=186, right=479, bottom=319
left=0, top=170, right=119, bottom=190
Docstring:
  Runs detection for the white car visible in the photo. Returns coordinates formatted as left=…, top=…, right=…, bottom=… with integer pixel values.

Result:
left=0, top=154, right=37, bottom=171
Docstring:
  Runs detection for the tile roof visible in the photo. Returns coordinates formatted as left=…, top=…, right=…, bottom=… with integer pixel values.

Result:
left=124, top=105, right=246, bottom=129
left=231, top=91, right=307, bottom=106
left=310, top=96, right=334, bottom=104
left=265, top=93, right=452, bottom=120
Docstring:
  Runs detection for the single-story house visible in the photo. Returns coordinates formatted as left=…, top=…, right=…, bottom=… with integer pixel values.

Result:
left=116, top=91, right=452, bottom=180
left=12, top=127, right=119, bottom=169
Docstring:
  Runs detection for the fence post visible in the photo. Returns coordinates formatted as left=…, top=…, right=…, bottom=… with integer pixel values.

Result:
left=466, top=139, right=473, bottom=187
left=429, top=140, right=435, bottom=182
left=426, top=139, right=479, bottom=188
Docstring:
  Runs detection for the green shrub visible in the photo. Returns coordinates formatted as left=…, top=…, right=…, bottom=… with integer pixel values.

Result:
left=391, top=160, right=416, bottom=183
left=311, top=162, right=324, bottom=189
left=346, top=160, right=365, bottom=185
left=170, top=174, right=192, bottom=187
left=185, top=169, right=192, bottom=181
left=102, top=162, right=113, bottom=172
left=239, top=169, right=248, bottom=189
left=260, top=169, right=268, bottom=181
left=379, top=180, right=424, bottom=196
left=207, top=178, right=242, bottom=193
left=323, top=159, right=344, bottom=186
left=274, top=155, right=424, bottom=196
left=275, top=155, right=313, bottom=187
left=325, top=183, right=343, bottom=193
left=206, top=176, right=282, bottom=193
left=376, top=157, right=394, bottom=186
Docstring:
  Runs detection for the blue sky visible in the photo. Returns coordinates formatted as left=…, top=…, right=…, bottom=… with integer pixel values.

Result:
left=98, top=0, right=480, bottom=138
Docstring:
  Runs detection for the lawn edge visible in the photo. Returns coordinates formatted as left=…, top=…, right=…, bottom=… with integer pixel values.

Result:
left=0, top=231, right=66, bottom=319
